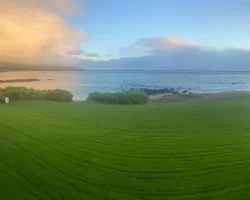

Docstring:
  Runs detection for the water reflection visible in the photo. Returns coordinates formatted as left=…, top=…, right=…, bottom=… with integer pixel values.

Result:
left=0, top=71, right=82, bottom=99
left=1, top=71, right=250, bottom=100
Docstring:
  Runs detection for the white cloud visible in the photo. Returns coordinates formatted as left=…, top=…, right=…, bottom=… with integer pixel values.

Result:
left=0, top=0, right=87, bottom=66
left=136, top=37, right=196, bottom=49
left=120, top=36, right=197, bottom=57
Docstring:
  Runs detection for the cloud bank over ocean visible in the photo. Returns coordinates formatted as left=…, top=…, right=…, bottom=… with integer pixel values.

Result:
left=80, top=37, right=250, bottom=71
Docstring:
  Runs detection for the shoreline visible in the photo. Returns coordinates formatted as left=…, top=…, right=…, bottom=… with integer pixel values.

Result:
left=149, top=90, right=250, bottom=103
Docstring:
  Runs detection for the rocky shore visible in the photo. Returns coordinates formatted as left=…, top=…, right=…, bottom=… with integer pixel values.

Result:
left=141, top=88, right=190, bottom=95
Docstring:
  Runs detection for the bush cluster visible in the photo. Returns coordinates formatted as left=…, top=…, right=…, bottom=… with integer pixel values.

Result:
left=1, top=87, right=73, bottom=102
left=46, top=89, right=73, bottom=102
left=0, top=89, right=3, bottom=101
left=87, top=90, right=149, bottom=104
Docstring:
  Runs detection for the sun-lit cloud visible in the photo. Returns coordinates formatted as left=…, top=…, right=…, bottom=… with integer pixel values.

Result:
left=136, top=37, right=196, bottom=50
left=0, top=0, right=87, bottom=67
left=119, top=36, right=197, bottom=57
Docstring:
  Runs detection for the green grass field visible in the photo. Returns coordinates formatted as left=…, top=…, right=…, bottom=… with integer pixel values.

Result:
left=1, top=96, right=250, bottom=200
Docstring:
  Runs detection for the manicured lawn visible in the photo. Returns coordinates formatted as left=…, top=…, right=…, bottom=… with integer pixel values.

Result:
left=1, top=96, right=250, bottom=200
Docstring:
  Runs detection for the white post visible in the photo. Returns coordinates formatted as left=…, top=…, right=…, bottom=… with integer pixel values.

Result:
left=5, top=97, right=9, bottom=104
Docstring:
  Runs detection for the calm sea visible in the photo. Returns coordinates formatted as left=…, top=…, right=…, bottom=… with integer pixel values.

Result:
left=1, top=71, right=250, bottom=100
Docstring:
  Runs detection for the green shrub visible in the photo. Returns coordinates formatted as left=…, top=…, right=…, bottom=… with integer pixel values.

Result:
left=0, top=90, right=3, bottom=103
left=2, top=87, right=46, bottom=100
left=46, top=89, right=73, bottom=102
left=87, top=90, right=149, bottom=104
left=1, top=87, right=73, bottom=102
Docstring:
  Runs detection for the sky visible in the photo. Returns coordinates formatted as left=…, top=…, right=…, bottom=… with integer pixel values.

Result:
left=75, top=0, right=250, bottom=60
left=0, top=0, right=250, bottom=70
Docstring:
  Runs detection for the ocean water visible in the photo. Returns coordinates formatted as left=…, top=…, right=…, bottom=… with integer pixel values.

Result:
left=1, top=71, right=250, bottom=99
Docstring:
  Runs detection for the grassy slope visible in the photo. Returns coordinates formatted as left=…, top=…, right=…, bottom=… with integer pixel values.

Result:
left=0, top=97, right=250, bottom=200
